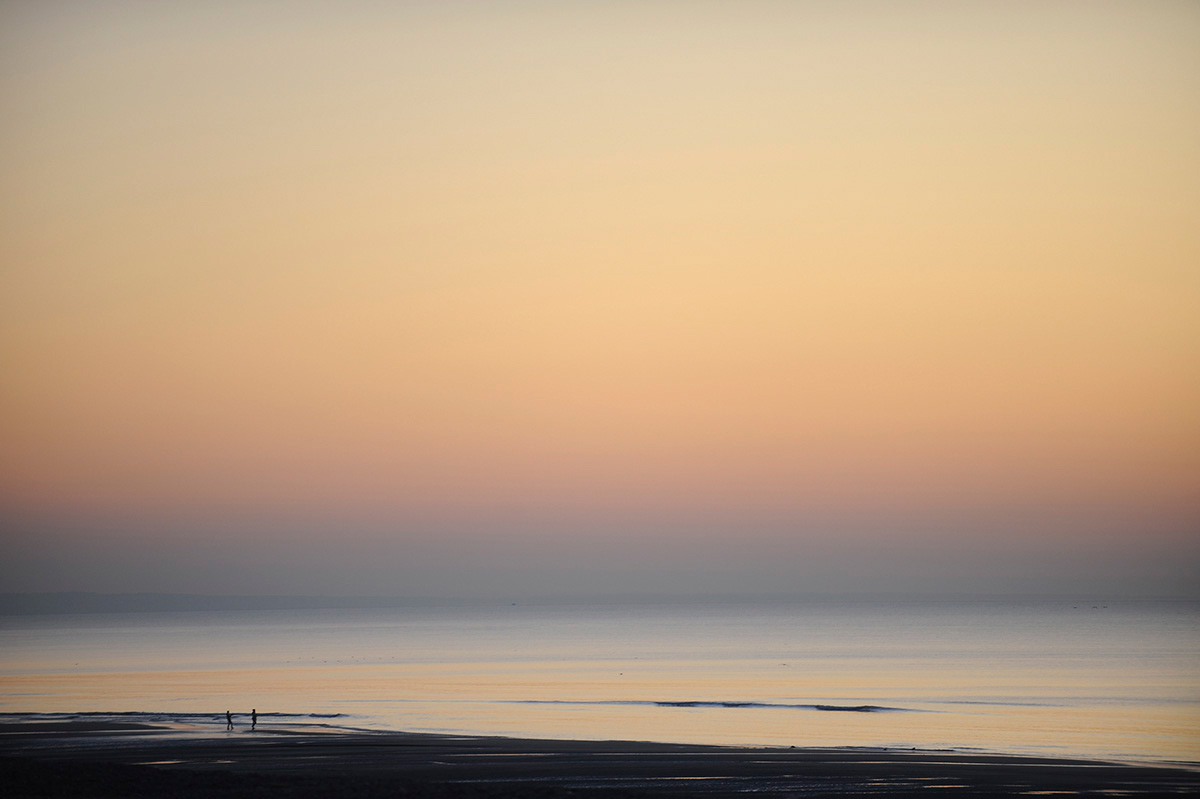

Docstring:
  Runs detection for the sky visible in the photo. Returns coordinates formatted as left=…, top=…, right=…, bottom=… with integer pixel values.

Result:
left=1, top=0, right=1198, bottom=599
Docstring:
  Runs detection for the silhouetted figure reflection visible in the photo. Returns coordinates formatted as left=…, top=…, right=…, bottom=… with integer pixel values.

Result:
left=225, top=710, right=233, bottom=730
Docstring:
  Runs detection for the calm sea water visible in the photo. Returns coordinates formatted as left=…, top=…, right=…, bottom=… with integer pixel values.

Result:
left=1, top=598, right=1197, bottom=765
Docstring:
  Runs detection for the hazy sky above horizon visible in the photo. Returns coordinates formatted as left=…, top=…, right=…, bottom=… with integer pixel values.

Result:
left=2, top=1, right=1198, bottom=598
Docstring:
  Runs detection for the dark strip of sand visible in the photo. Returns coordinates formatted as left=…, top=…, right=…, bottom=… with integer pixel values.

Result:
left=2, top=720, right=1197, bottom=797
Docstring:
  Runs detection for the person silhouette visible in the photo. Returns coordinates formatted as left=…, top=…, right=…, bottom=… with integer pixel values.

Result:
left=251, top=708, right=257, bottom=729
left=225, top=710, right=233, bottom=730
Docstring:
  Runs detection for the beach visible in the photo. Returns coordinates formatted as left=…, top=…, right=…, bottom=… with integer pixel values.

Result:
left=3, top=719, right=1199, bottom=798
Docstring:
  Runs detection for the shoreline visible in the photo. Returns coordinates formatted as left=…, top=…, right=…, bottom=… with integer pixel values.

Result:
left=3, top=719, right=1199, bottom=797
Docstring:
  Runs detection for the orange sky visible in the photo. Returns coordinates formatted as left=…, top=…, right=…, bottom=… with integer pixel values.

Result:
left=1, top=1, right=1197, bottom=596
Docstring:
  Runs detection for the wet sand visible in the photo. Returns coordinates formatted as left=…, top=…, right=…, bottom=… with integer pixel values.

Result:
left=2, top=720, right=1198, bottom=797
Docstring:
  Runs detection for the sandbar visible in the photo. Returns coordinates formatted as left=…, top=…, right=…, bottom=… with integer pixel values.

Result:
left=2, top=718, right=1198, bottom=797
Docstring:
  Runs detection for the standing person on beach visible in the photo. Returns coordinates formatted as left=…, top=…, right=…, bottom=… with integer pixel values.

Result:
left=226, top=710, right=233, bottom=730
left=251, top=709, right=257, bottom=729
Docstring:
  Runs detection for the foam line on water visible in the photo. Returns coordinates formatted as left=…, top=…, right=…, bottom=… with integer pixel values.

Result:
left=505, top=700, right=916, bottom=713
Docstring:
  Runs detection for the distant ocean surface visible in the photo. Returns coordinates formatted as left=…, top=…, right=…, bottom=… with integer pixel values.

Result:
left=2, top=598, right=1197, bottom=765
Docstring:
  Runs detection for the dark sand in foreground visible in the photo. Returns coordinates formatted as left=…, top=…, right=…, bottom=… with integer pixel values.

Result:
left=2, top=720, right=1198, bottom=797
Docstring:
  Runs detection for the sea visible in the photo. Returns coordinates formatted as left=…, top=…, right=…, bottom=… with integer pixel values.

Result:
left=1, top=597, right=1197, bottom=766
